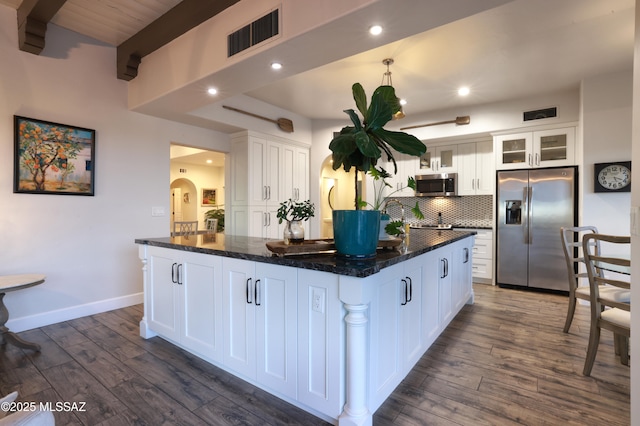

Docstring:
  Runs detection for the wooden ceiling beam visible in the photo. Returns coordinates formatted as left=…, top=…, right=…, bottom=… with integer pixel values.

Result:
left=117, top=0, right=240, bottom=81
left=17, top=0, right=68, bottom=54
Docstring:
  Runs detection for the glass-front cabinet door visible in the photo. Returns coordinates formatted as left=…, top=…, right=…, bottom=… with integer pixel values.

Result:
left=495, top=132, right=532, bottom=170
left=495, top=127, right=575, bottom=170
left=418, top=145, right=457, bottom=174
left=533, top=127, right=575, bottom=168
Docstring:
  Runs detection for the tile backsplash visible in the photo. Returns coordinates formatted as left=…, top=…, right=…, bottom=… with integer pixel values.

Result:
left=384, top=195, right=493, bottom=228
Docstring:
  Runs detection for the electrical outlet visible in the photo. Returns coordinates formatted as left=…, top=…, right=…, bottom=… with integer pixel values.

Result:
left=151, top=206, right=165, bottom=217
left=312, top=290, right=324, bottom=313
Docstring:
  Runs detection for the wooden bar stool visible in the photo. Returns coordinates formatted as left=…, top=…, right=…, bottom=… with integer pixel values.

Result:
left=0, top=274, right=46, bottom=351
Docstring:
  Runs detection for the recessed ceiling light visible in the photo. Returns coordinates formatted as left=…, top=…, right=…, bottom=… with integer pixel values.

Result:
left=206, top=159, right=213, bottom=164
left=399, top=99, right=407, bottom=106
left=369, top=25, right=382, bottom=36
left=458, top=86, right=470, bottom=97
left=207, top=87, right=218, bottom=96
left=271, top=62, right=282, bottom=70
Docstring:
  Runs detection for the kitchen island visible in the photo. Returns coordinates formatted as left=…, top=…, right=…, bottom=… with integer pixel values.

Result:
left=135, top=229, right=475, bottom=425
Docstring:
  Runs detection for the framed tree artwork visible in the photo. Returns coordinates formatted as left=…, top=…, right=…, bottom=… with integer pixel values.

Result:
left=14, top=116, right=96, bottom=195
left=201, top=188, right=217, bottom=206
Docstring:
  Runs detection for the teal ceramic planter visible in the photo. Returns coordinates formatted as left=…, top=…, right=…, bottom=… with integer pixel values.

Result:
left=333, top=210, right=381, bottom=258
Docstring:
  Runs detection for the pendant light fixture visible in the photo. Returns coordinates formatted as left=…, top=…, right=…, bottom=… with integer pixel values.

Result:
left=381, top=58, right=405, bottom=120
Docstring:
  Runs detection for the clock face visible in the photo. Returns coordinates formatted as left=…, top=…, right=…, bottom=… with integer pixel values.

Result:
left=596, top=163, right=631, bottom=192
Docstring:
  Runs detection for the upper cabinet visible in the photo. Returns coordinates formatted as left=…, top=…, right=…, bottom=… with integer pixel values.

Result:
left=457, top=140, right=494, bottom=196
left=495, top=126, right=575, bottom=170
left=417, top=144, right=457, bottom=174
left=230, top=131, right=310, bottom=237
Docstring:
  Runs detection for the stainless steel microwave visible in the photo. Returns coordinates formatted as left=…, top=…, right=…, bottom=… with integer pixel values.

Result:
left=415, top=173, right=458, bottom=197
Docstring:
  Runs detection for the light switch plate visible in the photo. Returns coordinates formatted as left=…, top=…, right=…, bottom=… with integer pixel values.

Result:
left=631, top=206, right=639, bottom=236
left=152, top=206, right=165, bottom=217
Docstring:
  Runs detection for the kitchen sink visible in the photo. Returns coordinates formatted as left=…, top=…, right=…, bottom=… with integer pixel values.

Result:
left=410, top=224, right=455, bottom=230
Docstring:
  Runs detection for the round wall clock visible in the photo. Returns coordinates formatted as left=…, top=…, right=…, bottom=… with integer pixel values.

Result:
left=594, top=161, right=631, bottom=193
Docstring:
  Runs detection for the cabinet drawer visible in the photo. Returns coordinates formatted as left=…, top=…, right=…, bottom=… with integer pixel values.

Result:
left=474, top=229, right=492, bottom=240
left=472, top=238, right=492, bottom=259
left=472, top=258, right=492, bottom=280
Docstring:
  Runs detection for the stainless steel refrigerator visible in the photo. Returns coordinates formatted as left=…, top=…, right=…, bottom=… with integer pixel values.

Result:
left=496, top=167, right=577, bottom=291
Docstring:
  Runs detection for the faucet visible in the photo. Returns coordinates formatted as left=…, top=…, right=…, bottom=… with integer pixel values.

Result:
left=383, top=199, right=405, bottom=228
left=383, top=199, right=408, bottom=252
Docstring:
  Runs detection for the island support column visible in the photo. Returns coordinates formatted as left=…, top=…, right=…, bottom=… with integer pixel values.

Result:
left=339, top=303, right=371, bottom=426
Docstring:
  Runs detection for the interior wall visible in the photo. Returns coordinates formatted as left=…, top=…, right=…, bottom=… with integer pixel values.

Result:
left=630, top=2, right=639, bottom=423
left=0, top=5, right=229, bottom=331
left=580, top=69, right=633, bottom=244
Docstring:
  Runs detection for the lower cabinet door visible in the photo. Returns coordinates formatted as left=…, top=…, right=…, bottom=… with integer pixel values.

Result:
left=222, top=258, right=257, bottom=378
left=401, top=257, right=424, bottom=373
left=147, top=247, right=180, bottom=340
left=181, top=253, right=223, bottom=362
left=255, top=263, right=298, bottom=399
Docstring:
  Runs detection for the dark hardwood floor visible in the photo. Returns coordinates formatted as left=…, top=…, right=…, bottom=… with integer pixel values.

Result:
left=0, top=284, right=629, bottom=425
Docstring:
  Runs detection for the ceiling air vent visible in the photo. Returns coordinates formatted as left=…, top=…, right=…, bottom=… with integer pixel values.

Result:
left=228, top=9, right=279, bottom=57
left=523, top=107, right=557, bottom=122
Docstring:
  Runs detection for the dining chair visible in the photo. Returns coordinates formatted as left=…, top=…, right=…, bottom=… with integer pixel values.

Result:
left=560, top=226, right=599, bottom=333
left=581, top=233, right=631, bottom=376
left=206, top=218, right=218, bottom=232
left=173, top=220, right=198, bottom=236
left=560, top=226, right=630, bottom=333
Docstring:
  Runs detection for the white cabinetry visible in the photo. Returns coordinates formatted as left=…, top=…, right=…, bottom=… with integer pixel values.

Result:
left=418, top=144, right=457, bottom=174
left=470, top=229, right=493, bottom=283
left=144, top=246, right=223, bottom=362
left=222, top=258, right=298, bottom=399
left=495, top=126, right=575, bottom=170
left=283, top=145, right=309, bottom=201
left=230, top=131, right=310, bottom=237
left=296, top=269, right=343, bottom=419
left=368, top=240, right=472, bottom=411
left=457, top=140, right=494, bottom=195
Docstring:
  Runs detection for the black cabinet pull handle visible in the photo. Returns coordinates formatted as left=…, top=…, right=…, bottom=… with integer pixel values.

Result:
left=406, top=276, right=413, bottom=303
left=464, top=247, right=469, bottom=263
left=246, top=278, right=253, bottom=304
left=444, top=258, right=449, bottom=278
left=177, top=264, right=183, bottom=285
left=171, top=263, right=178, bottom=284
left=441, top=259, right=446, bottom=279
left=255, top=279, right=261, bottom=306
left=401, top=279, right=408, bottom=305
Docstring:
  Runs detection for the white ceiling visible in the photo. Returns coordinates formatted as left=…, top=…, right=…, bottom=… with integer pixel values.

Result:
left=0, top=0, right=635, bottom=125
left=244, top=0, right=634, bottom=120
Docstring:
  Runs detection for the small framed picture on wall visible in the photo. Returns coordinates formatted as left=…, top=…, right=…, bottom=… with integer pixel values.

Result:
left=201, top=188, right=217, bottom=206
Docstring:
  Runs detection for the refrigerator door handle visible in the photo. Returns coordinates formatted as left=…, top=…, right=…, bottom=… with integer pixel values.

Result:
left=527, top=186, right=533, bottom=244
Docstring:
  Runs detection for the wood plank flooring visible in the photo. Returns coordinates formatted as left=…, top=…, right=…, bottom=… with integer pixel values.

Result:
left=0, top=284, right=629, bottom=425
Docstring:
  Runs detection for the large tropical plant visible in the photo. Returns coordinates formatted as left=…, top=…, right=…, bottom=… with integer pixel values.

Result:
left=329, top=83, right=426, bottom=209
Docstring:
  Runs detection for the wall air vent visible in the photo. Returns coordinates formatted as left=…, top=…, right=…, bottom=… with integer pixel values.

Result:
left=523, top=107, right=557, bottom=121
left=228, top=9, right=279, bottom=57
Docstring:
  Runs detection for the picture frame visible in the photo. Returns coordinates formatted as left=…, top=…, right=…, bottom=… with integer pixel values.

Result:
left=201, top=188, right=217, bottom=206
left=14, top=115, right=95, bottom=196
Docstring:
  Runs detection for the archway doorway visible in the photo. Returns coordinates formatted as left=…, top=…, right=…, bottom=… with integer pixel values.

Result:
left=319, top=155, right=365, bottom=238
left=170, top=178, right=198, bottom=229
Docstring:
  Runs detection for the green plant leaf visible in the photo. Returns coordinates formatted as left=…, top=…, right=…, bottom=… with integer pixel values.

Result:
left=373, top=85, right=402, bottom=115
left=411, top=202, right=424, bottom=220
left=352, top=83, right=368, bottom=118
left=354, top=129, right=381, bottom=158
left=406, top=176, right=417, bottom=190
left=343, top=109, right=363, bottom=130
left=370, top=128, right=426, bottom=156
left=366, top=88, right=393, bottom=130
left=385, top=221, right=405, bottom=236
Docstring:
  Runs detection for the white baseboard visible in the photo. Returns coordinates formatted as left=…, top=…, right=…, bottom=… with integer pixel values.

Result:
left=6, top=293, right=144, bottom=332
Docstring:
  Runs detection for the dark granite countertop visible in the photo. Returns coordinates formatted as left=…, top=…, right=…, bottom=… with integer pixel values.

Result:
left=135, top=229, right=475, bottom=278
